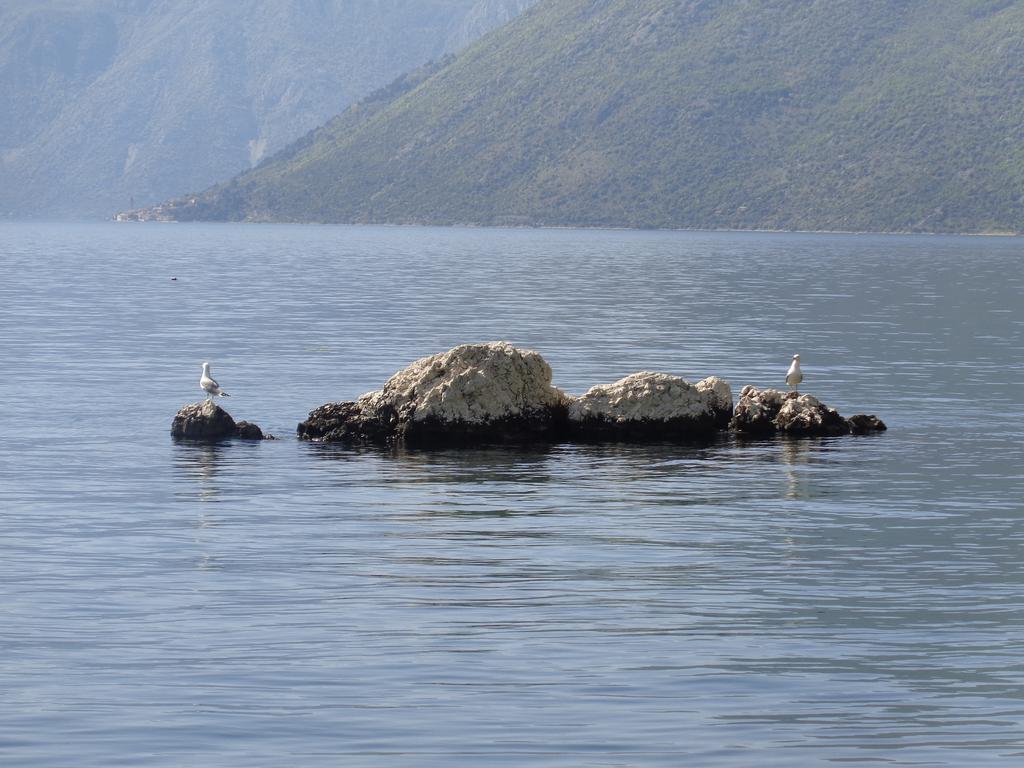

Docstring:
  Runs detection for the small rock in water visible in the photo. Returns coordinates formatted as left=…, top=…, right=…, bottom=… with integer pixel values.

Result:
left=846, top=413, right=887, bottom=433
left=730, top=386, right=880, bottom=438
left=171, top=401, right=272, bottom=441
left=235, top=420, right=273, bottom=440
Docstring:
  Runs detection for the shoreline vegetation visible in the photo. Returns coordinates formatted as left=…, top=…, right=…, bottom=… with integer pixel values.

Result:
left=111, top=211, right=1023, bottom=239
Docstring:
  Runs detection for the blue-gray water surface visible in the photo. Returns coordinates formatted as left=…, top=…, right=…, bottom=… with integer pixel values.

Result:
left=1, top=222, right=1022, bottom=767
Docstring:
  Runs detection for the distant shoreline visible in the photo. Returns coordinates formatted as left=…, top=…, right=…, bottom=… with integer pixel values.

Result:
left=106, top=213, right=1022, bottom=239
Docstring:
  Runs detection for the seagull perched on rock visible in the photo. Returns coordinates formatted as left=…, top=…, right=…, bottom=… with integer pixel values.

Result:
left=785, top=354, right=803, bottom=392
left=200, top=361, right=230, bottom=401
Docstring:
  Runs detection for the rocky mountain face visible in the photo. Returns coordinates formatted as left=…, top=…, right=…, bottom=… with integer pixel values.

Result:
left=155, top=0, right=1024, bottom=234
left=0, top=0, right=537, bottom=219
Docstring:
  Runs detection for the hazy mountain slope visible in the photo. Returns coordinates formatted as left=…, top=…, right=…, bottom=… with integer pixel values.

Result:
left=445, top=0, right=537, bottom=50
left=164, top=0, right=1024, bottom=234
left=0, top=0, right=537, bottom=219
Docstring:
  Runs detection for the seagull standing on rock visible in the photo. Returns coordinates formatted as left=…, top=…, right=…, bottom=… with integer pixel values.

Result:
left=785, top=354, right=803, bottom=392
left=200, top=362, right=230, bottom=401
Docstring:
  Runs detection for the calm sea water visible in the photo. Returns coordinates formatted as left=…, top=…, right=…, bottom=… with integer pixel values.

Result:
left=1, top=222, right=1022, bottom=767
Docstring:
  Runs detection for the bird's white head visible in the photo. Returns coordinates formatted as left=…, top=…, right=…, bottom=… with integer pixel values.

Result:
left=201, top=361, right=210, bottom=370
left=792, top=354, right=800, bottom=361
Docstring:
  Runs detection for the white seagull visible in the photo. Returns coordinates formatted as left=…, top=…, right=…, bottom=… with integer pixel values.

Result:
left=200, top=361, right=230, bottom=400
left=785, top=354, right=803, bottom=392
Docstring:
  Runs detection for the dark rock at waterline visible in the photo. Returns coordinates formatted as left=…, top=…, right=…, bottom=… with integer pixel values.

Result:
left=235, top=420, right=274, bottom=440
left=297, top=401, right=400, bottom=444
left=846, top=414, right=888, bottom=433
left=730, top=386, right=881, bottom=437
left=297, top=397, right=569, bottom=446
left=171, top=401, right=273, bottom=441
left=411, top=411, right=569, bottom=445
left=172, top=401, right=235, bottom=440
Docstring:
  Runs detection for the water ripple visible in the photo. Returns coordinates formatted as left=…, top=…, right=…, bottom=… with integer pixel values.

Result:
left=1, top=223, right=1022, bottom=767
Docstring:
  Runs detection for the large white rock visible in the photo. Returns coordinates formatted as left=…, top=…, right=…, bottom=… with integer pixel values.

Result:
left=567, top=371, right=732, bottom=439
left=360, top=341, right=567, bottom=424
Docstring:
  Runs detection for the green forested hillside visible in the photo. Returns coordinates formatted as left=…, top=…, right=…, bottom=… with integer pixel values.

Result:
left=160, top=0, right=1024, bottom=233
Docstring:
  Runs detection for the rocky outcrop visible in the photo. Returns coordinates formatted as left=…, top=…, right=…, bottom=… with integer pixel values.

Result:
left=730, top=386, right=886, bottom=437
left=729, top=387, right=788, bottom=434
left=774, top=392, right=850, bottom=436
left=696, top=376, right=734, bottom=428
left=567, top=372, right=732, bottom=441
left=298, top=343, right=885, bottom=447
left=171, top=401, right=273, bottom=441
left=298, top=342, right=569, bottom=446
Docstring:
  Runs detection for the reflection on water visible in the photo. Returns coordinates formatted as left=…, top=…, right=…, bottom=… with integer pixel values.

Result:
left=307, top=440, right=558, bottom=482
left=173, top=442, right=227, bottom=502
left=1, top=223, right=1022, bottom=767
left=779, top=436, right=811, bottom=499
left=776, top=436, right=847, bottom=501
